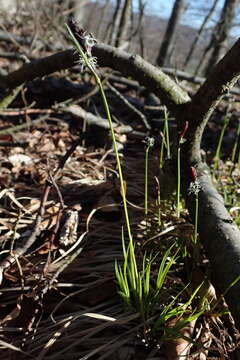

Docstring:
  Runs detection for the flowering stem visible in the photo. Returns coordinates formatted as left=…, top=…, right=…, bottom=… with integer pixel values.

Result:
left=159, top=126, right=166, bottom=168
left=177, top=145, right=181, bottom=218
left=177, top=122, right=188, bottom=219
left=214, top=114, right=230, bottom=172
left=194, top=193, right=199, bottom=243
left=155, top=177, right=161, bottom=226
left=164, top=107, right=170, bottom=159
left=231, top=120, right=240, bottom=163
left=145, top=145, right=150, bottom=217
left=144, top=138, right=154, bottom=220
left=65, top=23, right=133, bottom=245
left=188, top=167, right=201, bottom=244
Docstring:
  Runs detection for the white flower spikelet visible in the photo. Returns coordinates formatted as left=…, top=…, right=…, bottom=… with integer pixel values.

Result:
left=78, top=55, right=98, bottom=73
left=188, top=179, right=201, bottom=195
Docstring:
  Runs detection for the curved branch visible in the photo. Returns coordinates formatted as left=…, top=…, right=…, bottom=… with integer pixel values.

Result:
left=0, top=43, right=190, bottom=111
left=188, top=168, right=240, bottom=327
left=181, top=38, right=240, bottom=163
left=0, top=49, right=76, bottom=90
left=181, top=39, right=240, bottom=328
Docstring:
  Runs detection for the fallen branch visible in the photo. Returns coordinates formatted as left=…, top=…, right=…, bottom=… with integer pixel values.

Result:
left=162, top=67, right=240, bottom=96
left=106, top=80, right=150, bottom=129
left=0, top=44, right=190, bottom=110
left=0, top=182, right=50, bottom=284
left=62, top=104, right=145, bottom=137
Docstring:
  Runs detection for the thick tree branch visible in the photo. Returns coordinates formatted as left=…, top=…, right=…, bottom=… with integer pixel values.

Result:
left=181, top=38, right=240, bottom=164
left=0, top=44, right=190, bottom=110
left=0, top=49, right=76, bottom=90
left=187, top=167, right=240, bottom=326
left=162, top=67, right=240, bottom=96
left=180, top=39, right=240, bottom=327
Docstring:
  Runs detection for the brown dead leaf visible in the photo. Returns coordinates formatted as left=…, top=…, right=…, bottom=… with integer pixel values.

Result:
left=163, top=317, right=197, bottom=360
left=1, top=294, right=42, bottom=331
left=40, top=203, right=61, bottom=231
left=39, top=138, right=55, bottom=153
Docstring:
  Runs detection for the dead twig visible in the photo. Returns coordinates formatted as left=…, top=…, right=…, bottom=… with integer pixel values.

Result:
left=106, top=80, right=150, bottom=129
left=0, top=135, right=83, bottom=284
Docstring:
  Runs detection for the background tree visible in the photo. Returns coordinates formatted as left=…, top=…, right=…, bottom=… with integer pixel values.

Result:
left=195, top=0, right=239, bottom=76
left=71, top=0, right=92, bottom=27
left=115, top=0, right=132, bottom=48
left=137, top=0, right=147, bottom=58
left=95, top=0, right=111, bottom=40
left=106, top=0, right=122, bottom=46
left=183, top=0, right=220, bottom=70
left=156, top=0, right=186, bottom=67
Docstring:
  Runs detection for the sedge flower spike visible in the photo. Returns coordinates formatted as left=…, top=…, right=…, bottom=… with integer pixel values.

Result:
left=188, top=166, right=201, bottom=195
left=68, top=17, right=97, bottom=71
left=144, top=136, right=155, bottom=148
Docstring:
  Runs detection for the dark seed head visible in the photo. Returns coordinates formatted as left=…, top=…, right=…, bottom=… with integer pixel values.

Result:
left=68, top=17, right=89, bottom=53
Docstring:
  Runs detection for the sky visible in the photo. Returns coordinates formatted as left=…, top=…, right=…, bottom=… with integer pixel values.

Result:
left=132, top=0, right=240, bottom=38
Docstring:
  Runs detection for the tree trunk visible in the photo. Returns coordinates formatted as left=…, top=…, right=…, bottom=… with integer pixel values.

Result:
left=116, top=0, right=132, bottom=48
left=138, top=0, right=146, bottom=58
left=203, top=0, right=239, bottom=75
left=106, top=0, right=122, bottom=46
left=184, top=0, right=220, bottom=69
left=71, top=0, right=91, bottom=27
left=95, top=0, right=111, bottom=40
left=156, top=0, right=186, bottom=67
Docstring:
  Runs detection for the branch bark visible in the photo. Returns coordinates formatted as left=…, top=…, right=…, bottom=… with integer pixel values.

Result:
left=180, top=38, right=240, bottom=164
left=0, top=44, right=190, bottom=108
left=1, top=40, right=240, bottom=327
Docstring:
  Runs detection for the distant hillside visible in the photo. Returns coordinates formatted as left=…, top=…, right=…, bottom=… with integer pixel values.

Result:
left=79, top=1, right=231, bottom=74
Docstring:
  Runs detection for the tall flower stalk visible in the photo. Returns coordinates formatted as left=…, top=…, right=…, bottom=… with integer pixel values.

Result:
left=214, top=114, right=231, bottom=172
left=65, top=20, right=133, bottom=244
left=231, top=120, right=240, bottom=163
left=164, top=107, right=170, bottom=159
left=144, top=137, right=155, bottom=218
left=159, top=107, right=170, bottom=168
left=177, top=121, right=188, bottom=218
left=188, top=166, right=201, bottom=244
left=155, top=176, right=161, bottom=226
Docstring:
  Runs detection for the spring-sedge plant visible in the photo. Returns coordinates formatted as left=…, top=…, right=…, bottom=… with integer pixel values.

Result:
left=66, top=20, right=141, bottom=315
left=66, top=19, right=133, bottom=244
left=152, top=282, right=204, bottom=341
left=67, top=22, right=206, bottom=342
left=116, top=235, right=204, bottom=340
left=159, top=127, right=166, bottom=168
left=115, top=240, right=178, bottom=319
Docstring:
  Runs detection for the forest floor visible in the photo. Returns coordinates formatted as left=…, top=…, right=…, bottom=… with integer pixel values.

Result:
left=1, top=15, right=240, bottom=360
